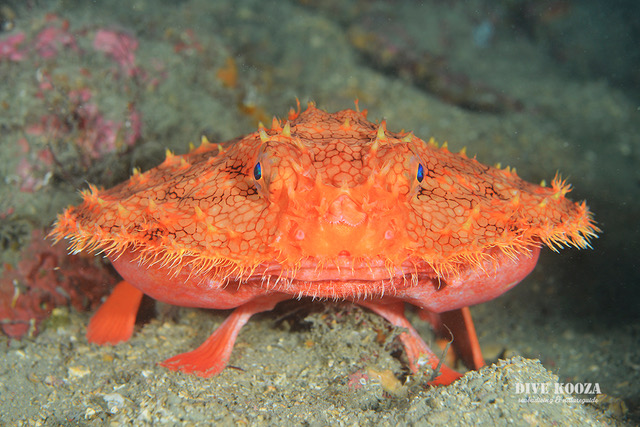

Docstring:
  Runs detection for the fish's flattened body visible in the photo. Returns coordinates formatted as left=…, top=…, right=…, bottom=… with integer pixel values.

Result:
left=51, top=103, right=598, bottom=384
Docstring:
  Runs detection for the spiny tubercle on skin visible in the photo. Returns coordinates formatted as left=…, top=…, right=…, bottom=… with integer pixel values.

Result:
left=51, top=103, right=598, bottom=286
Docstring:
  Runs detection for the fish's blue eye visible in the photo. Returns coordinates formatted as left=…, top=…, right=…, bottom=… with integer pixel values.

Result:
left=253, top=162, right=262, bottom=180
left=417, top=163, right=425, bottom=182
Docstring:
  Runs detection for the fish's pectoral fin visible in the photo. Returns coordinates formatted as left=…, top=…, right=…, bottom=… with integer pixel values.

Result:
left=87, top=280, right=144, bottom=345
left=159, top=293, right=289, bottom=377
left=434, top=307, right=486, bottom=371
left=358, top=300, right=462, bottom=386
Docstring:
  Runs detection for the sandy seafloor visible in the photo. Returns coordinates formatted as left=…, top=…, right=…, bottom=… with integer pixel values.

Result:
left=0, top=0, right=639, bottom=425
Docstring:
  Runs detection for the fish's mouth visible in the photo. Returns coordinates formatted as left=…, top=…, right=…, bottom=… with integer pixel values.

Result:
left=250, top=272, right=435, bottom=300
left=257, top=255, right=435, bottom=282
left=244, top=255, right=440, bottom=299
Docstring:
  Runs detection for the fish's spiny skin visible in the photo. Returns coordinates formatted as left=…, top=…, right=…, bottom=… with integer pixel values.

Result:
left=52, top=103, right=597, bottom=288
left=50, top=103, right=599, bottom=383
